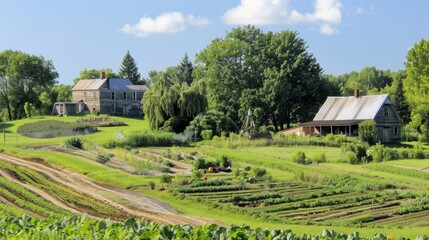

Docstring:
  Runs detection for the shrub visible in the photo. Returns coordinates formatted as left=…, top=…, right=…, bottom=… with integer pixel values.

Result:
left=96, top=153, right=110, bottom=164
left=359, top=120, right=376, bottom=145
left=185, top=111, right=238, bottom=139
left=194, top=158, right=206, bottom=170
left=341, top=142, right=368, bottom=164
left=161, top=116, right=190, bottom=133
left=312, top=153, right=327, bottom=163
left=149, top=181, right=156, bottom=190
left=345, top=151, right=359, bottom=165
left=201, top=130, right=213, bottom=141
left=252, top=168, right=267, bottom=179
left=160, top=174, right=173, bottom=186
left=64, top=137, right=83, bottom=149
left=291, top=151, right=307, bottom=165
left=192, top=169, right=204, bottom=181
left=219, top=155, right=231, bottom=168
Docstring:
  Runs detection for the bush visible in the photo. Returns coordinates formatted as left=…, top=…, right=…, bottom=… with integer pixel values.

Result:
left=64, top=137, right=83, bottom=149
left=161, top=116, right=190, bottom=133
left=160, top=174, right=173, bottom=186
left=311, top=153, right=327, bottom=163
left=359, top=120, right=376, bottom=145
left=291, top=151, right=307, bottom=165
left=253, top=168, right=267, bottom=179
left=201, top=130, right=213, bottom=141
left=219, top=155, right=231, bottom=169
left=186, top=111, right=238, bottom=140
left=194, top=158, right=206, bottom=170
left=96, top=153, right=110, bottom=164
left=149, top=181, right=156, bottom=190
left=341, top=142, right=368, bottom=164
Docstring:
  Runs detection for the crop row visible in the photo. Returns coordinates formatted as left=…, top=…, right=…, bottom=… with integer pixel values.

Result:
left=0, top=215, right=424, bottom=240
left=0, top=161, right=126, bottom=219
left=0, top=176, right=66, bottom=218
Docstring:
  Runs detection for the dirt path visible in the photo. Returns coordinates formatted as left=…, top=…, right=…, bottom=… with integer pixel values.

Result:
left=0, top=153, right=218, bottom=225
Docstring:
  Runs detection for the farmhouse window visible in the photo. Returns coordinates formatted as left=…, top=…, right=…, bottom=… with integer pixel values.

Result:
left=394, top=127, right=399, bottom=134
left=384, top=107, right=389, bottom=117
left=83, top=91, right=86, bottom=98
left=124, top=92, right=127, bottom=100
left=111, top=92, right=115, bottom=100
left=93, top=91, right=96, bottom=99
left=133, top=91, right=137, bottom=101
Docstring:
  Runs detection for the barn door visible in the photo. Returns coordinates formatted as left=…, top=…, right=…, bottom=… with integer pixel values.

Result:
left=382, top=128, right=390, bottom=143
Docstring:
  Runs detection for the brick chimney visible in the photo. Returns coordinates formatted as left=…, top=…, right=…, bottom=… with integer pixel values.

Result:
left=100, top=71, right=105, bottom=80
left=354, top=88, right=359, bottom=98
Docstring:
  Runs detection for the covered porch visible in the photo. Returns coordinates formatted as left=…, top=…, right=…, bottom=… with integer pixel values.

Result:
left=298, top=120, right=362, bottom=137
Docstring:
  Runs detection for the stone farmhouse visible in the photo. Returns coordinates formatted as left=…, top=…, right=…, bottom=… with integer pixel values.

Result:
left=284, top=89, right=401, bottom=143
left=53, top=72, right=148, bottom=116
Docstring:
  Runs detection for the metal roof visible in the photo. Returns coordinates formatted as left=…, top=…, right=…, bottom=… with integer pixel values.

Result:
left=72, top=78, right=148, bottom=92
left=313, top=94, right=390, bottom=121
left=300, top=120, right=363, bottom=127
left=72, top=79, right=107, bottom=90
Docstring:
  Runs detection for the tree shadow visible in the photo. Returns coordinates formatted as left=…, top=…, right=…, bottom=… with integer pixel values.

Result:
left=0, top=123, right=15, bottom=133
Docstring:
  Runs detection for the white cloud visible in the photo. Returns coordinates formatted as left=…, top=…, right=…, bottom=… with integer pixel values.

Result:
left=187, top=15, right=210, bottom=26
left=223, top=0, right=289, bottom=25
left=223, top=0, right=342, bottom=35
left=122, top=12, right=209, bottom=38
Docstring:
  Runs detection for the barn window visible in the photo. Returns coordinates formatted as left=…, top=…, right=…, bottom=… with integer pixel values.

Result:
left=394, top=127, right=399, bottom=134
left=133, top=92, right=137, bottom=101
left=384, top=107, right=389, bottom=117
left=93, top=91, right=96, bottom=99
left=123, top=92, right=127, bottom=100
left=111, top=92, right=115, bottom=100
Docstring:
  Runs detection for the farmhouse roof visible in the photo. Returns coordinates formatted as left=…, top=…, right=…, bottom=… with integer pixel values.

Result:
left=312, top=94, right=391, bottom=122
left=72, top=78, right=148, bottom=91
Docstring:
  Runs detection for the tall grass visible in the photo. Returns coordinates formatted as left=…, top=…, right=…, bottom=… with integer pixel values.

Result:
left=103, top=131, right=187, bottom=148
left=207, top=132, right=357, bottom=149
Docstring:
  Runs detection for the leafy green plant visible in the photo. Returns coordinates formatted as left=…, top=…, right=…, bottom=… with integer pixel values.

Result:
left=64, top=137, right=84, bottom=149
left=359, top=120, right=376, bottom=145
left=201, top=129, right=213, bottom=141
left=291, top=151, right=308, bottom=165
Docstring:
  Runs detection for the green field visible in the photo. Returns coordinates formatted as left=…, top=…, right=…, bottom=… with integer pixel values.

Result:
left=1, top=116, right=429, bottom=238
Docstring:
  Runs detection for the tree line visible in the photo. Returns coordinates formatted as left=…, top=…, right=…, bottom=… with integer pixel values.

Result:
left=0, top=26, right=428, bottom=141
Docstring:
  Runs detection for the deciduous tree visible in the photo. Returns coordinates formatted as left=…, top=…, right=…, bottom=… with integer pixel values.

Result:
left=0, top=50, right=58, bottom=120
left=404, top=39, right=429, bottom=141
left=73, top=68, right=118, bottom=85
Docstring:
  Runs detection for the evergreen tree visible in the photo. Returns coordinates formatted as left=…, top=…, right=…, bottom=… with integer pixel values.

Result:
left=177, top=53, right=193, bottom=85
left=119, top=50, right=141, bottom=84
left=394, top=77, right=411, bottom=124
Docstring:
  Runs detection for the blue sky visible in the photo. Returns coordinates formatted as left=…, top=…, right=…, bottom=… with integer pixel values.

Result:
left=0, top=0, right=427, bottom=84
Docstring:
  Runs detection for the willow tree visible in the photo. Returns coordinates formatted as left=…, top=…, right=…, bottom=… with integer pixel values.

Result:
left=404, top=39, right=429, bottom=141
left=142, top=71, right=207, bottom=132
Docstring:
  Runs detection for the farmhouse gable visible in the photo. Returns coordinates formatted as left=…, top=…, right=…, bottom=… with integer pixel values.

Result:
left=53, top=73, right=148, bottom=116
left=287, top=90, right=401, bottom=143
